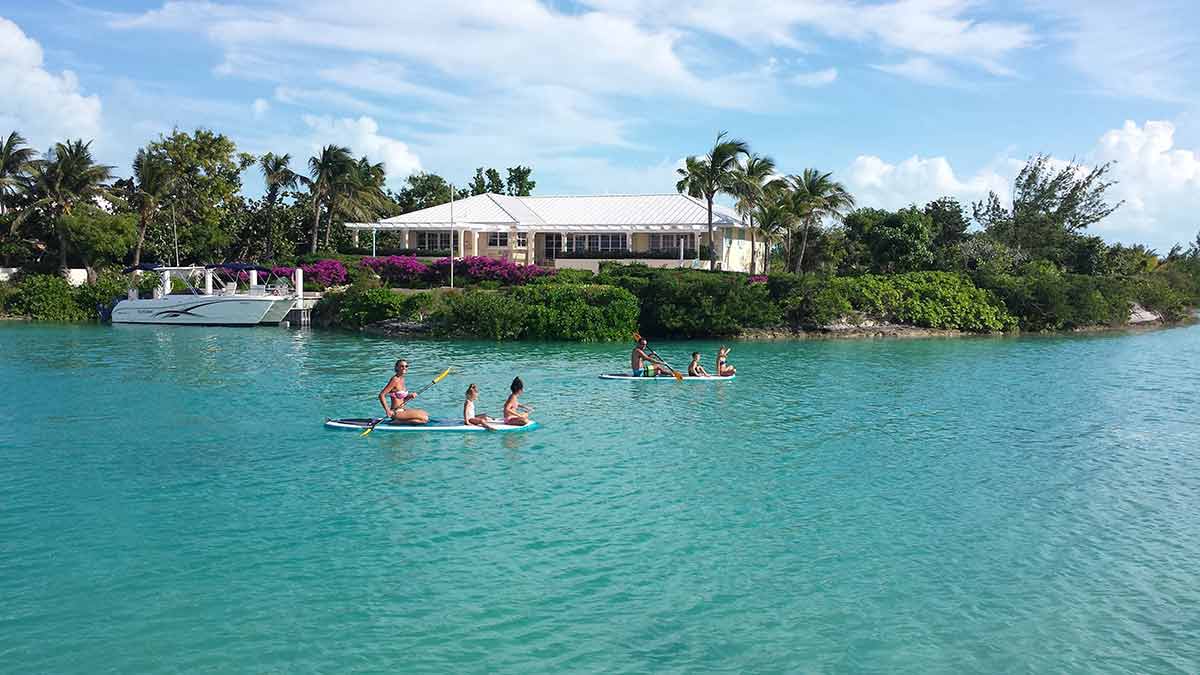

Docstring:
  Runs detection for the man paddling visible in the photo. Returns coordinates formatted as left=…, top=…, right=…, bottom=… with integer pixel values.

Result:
left=631, top=337, right=672, bottom=377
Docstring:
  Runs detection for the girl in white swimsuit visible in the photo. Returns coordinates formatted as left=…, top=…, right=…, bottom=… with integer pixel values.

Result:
left=463, top=384, right=495, bottom=429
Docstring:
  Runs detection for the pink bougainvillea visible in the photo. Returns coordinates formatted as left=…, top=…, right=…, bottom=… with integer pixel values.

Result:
left=362, top=255, right=553, bottom=287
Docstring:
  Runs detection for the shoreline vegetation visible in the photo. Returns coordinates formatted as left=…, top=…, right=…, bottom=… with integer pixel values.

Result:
left=1, top=128, right=1199, bottom=340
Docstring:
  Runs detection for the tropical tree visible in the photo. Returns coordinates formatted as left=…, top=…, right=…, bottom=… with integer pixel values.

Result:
left=1, top=131, right=36, bottom=215
left=18, top=140, right=114, bottom=270
left=786, top=168, right=855, bottom=274
left=128, top=148, right=175, bottom=267
left=146, top=129, right=254, bottom=264
left=972, top=154, right=1122, bottom=263
left=325, top=156, right=389, bottom=247
left=505, top=165, right=536, bottom=196
left=259, top=152, right=298, bottom=260
left=302, top=145, right=352, bottom=253
left=752, top=196, right=794, bottom=274
left=731, top=153, right=779, bottom=275
left=676, top=131, right=750, bottom=270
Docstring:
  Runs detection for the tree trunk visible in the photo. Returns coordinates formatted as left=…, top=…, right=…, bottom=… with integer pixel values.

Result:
left=796, top=219, right=811, bottom=274
left=748, top=213, right=757, bottom=276
left=58, top=230, right=68, bottom=272
left=323, top=199, right=334, bottom=248
left=309, top=196, right=321, bottom=254
left=707, top=194, right=715, bottom=271
left=133, top=210, right=148, bottom=267
left=264, top=201, right=275, bottom=262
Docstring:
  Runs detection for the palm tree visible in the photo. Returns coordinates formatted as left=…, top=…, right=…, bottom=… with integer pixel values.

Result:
left=731, top=153, right=779, bottom=275
left=676, top=131, right=749, bottom=271
left=1, top=132, right=36, bottom=217
left=324, top=156, right=388, bottom=248
left=753, top=196, right=795, bottom=274
left=19, top=140, right=114, bottom=270
left=787, top=169, right=855, bottom=274
left=129, top=148, right=174, bottom=267
left=302, top=145, right=352, bottom=254
left=259, top=152, right=298, bottom=259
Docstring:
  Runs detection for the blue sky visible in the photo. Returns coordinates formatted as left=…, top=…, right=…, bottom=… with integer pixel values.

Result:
left=2, top=0, right=1199, bottom=250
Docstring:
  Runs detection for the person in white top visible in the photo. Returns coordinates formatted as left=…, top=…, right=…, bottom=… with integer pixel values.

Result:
left=463, top=384, right=495, bottom=429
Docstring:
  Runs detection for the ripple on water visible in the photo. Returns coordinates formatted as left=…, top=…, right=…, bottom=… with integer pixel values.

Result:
left=1, top=322, right=1199, bottom=673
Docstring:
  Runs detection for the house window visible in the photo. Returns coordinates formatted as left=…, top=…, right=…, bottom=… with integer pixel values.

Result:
left=486, top=232, right=529, bottom=247
left=415, top=231, right=452, bottom=251
left=649, top=234, right=690, bottom=251
left=567, top=233, right=627, bottom=253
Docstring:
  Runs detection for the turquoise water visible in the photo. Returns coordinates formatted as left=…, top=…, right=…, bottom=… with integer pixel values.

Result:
left=2, top=322, right=1199, bottom=673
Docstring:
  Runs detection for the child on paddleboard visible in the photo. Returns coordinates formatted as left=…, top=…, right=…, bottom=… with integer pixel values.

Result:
left=463, top=383, right=496, bottom=429
left=688, top=352, right=711, bottom=377
left=503, top=377, right=534, bottom=426
left=716, top=346, right=736, bottom=377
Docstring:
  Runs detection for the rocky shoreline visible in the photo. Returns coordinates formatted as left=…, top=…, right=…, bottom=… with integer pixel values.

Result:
left=735, top=304, right=1197, bottom=341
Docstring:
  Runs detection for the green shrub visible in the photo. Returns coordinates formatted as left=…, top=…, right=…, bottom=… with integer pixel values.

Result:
left=327, top=287, right=424, bottom=329
left=974, top=262, right=1131, bottom=330
left=779, top=272, right=1016, bottom=332
left=0, top=281, right=15, bottom=315
left=510, top=283, right=639, bottom=341
left=529, top=268, right=595, bottom=285
left=1132, top=275, right=1188, bottom=321
left=780, top=276, right=852, bottom=327
left=73, top=272, right=130, bottom=319
left=838, top=272, right=1016, bottom=332
left=597, top=266, right=781, bottom=337
left=9, top=274, right=88, bottom=322
left=435, top=290, right=528, bottom=340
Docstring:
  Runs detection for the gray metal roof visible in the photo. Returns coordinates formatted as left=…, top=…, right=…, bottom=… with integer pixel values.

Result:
left=369, top=192, right=745, bottom=229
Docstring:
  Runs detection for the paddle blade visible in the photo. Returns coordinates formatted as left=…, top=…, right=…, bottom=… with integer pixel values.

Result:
left=359, top=422, right=378, bottom=437
left=632, top=331, right=642, bottom=342
left=672, top=369, right=684, bottom=382
left=432, top=367, right=451, bottom=384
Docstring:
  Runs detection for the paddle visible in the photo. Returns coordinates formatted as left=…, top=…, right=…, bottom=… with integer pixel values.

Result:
left=632, top=331, right=684, bottom=381
left=361, top=367, right=452, bottom=437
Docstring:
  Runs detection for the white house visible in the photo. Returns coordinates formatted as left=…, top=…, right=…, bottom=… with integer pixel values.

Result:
left=345, top=192, right=765, bottom=273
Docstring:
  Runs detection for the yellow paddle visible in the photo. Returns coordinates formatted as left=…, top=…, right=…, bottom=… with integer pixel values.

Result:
left=361, top=367, right=453, bottom=436
left=632, top=331, right=684, bottom=381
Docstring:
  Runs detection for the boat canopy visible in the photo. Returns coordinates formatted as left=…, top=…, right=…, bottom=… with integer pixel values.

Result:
left=122, top=262, right=165, bottom=273
left=206, top=263, right=273, bottom=274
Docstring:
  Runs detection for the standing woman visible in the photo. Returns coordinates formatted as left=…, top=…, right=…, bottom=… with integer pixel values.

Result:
left=378, top=359, right=429, bottom=424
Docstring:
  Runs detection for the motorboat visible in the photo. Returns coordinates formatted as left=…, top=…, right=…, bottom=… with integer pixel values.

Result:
left=108, top=264, right=301, bottom=326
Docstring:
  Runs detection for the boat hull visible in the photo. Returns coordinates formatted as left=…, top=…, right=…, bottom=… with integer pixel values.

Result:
left=110, top=295, right=293, bottom=326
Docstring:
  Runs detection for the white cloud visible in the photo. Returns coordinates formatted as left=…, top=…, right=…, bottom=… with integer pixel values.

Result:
left=871, top=58, right=959, bottom=86
left=110, top=1, right=726, bottom=103
left=845, top=120, right=1200, bottom=250
left=0, top=17, right=102, bottom=148
left=846, top=154, right=1010, bottom=210
left=1029, top=0, right=1199, bottom=103
left=302, top=115, right=421, bottom=183
left=1091, top=120, right=1200, bottom=245
left=585, top=0, right=1035, bottom=80
left=316, top=60, right=468, bottom=106
left=274, top=86, right=382, bottom=115
left=792, top=67, right=838, bottom=87
left=252, top=98, right=269, bottom=118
